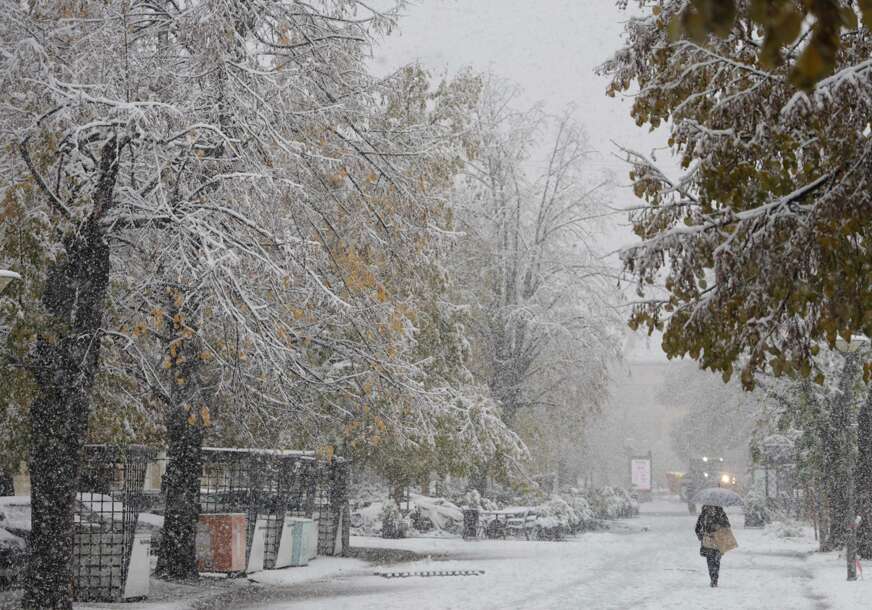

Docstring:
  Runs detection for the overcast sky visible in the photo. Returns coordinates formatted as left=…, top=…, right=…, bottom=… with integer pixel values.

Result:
left=371, top=0, right=670, bottom=362
left=370, top=0, right=670, bottom=220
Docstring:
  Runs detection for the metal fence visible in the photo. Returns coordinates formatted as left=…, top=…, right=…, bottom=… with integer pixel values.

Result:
left=73, top=444, right=156, bottom=602
left=195, top=448, right=350, bottom=570
left=311, top=458, right=350, bottom=556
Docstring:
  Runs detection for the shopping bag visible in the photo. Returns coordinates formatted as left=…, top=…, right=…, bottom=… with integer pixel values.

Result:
left=713, top=527, right=738, bottom=554
left=702, top=533, right=717, bottom=549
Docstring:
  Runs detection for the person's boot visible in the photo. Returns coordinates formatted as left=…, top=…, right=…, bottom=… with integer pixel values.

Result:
left=710, top=579, right=718, bottom=588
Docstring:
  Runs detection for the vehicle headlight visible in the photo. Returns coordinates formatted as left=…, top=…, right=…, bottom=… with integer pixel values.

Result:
left=720, top=474, right=731, bottom=485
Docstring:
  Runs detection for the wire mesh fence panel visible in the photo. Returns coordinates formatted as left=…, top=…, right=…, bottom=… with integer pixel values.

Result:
left=196, top=449, right=323, bottom=571
left=199, top=449, right=260, bottom=570
left=73, top=445, right=155, bottom=603
left=165, top=447, right=350, bottom=572
left=262, top=455, right=315, bottom=569
left=286, top=457, right=317, bottom=518
left=313, top=459, right=350, bottom=556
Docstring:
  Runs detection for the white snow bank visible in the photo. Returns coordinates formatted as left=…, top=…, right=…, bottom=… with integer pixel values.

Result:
left=250, top=557, right=369, bottom=587
left=0, top=496, right=31, bottom=531
left=806, top=551, right=872, bottom=609
left=137, top=512, right=165, bottom=530
left=0, top=526, right=25, bottom=549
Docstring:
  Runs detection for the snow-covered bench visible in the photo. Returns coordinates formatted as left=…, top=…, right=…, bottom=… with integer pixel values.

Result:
left=504, top=508, right=538, bottom=539
left=479, top=508, right=538, bottom=540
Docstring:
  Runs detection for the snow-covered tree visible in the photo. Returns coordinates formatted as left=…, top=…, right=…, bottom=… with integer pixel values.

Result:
left=0, top=0, right=517, bottom=604
left=658, top=362, right=762, bottom=465
left=450, top=78, right=622, bottom=486
left=653, top=0, right=872, bottom=90
left=601, top=0, right=871, bottom=387
left=756, top=345, right=870, bottom=551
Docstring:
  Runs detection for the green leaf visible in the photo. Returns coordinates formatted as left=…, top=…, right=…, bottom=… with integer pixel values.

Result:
left=840, top=6, right=859, bottom=30
left=778, top=9, right=804, bottom=44
left=862, top=1, right=872, bottom=29
left=791, top=44, right=828, bottom=92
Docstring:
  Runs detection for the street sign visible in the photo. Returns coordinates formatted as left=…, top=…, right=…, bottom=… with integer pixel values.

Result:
left=631, top=457, right=652, bottom=491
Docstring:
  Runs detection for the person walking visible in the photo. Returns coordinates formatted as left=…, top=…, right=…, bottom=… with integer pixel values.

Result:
left=695, top=504, right=730, bottom=587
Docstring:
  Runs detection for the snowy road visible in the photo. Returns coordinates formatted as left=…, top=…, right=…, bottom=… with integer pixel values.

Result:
left=233, top=499, right=866, bottom=610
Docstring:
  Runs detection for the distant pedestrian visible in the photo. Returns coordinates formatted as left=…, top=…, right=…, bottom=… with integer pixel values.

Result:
left=695, top=504, right=730, bottom=587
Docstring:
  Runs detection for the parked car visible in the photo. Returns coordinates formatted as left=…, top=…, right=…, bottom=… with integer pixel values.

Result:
left=0, top=497, right=31, bottom=587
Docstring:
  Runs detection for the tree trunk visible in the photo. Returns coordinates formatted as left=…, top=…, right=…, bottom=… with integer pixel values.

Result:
left=156, top=295, right=206, bottom=580
left=155, top=402, right=204, bottom=579
left=22, top=216, right=113, bottom=609
left=817, top=415, right=840, bottom=551
left=418, top=473, right=430, bottom=496
left=470, top=462, right=489, bottom=496
left=826, top=476, right=848, bottom=550
left=856, top=390, right=872, bottom=559
left=824, top=354, right=861, bottom=552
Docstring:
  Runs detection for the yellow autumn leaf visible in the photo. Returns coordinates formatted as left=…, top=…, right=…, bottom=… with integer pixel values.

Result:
left=318, top=445, right=335, bottom=463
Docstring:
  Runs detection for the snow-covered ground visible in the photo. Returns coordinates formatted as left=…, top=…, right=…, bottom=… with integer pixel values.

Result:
left=235, top=499, right=868, bottom=610
left=2, top=498, right=860, bottom=609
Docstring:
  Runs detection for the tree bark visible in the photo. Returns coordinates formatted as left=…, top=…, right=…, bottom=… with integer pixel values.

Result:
left=22, top=218, right=113, bottom=609
left=824, top=437, right=848, bottom=549
left=824, top=354, right=861, bottom=552
left=21, top=136, right=120, bottom=609
left=856, top=390, right=872, bottom=559
left=155, top=402, right=204, bottom=580
left=156, top=296, right=206, bottom=580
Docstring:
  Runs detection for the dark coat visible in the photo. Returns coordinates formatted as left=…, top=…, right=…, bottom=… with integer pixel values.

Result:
left=695, top=506, right=730, bottom=557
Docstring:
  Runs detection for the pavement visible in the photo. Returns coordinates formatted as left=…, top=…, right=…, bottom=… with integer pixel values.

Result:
left=228, top=499, right=868, bottom=610
left=4, top=498, right=866, bottom=609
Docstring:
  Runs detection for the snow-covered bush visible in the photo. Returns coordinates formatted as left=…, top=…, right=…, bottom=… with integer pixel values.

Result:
left=567, top=495, right=597, bottom=531
left=458, top=489, right=498, bottom=511
left=765, top=520, right=805, bottom=539
left=461, top=489, right=482, bottom=509
left=380, top=499, right=410, bottom=539
left=408, top=494, right=463, bottom=535
left=615, top=487, right=640, bottom=517
left=584, top=487, right=639, bottom=520
left=352, top=494, right=464, bottom=538
left=532, top=496, right=579, bottom=539
left=743, top=491, right=772, bottom=528
left=351, top=501, right=385, bottom=536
